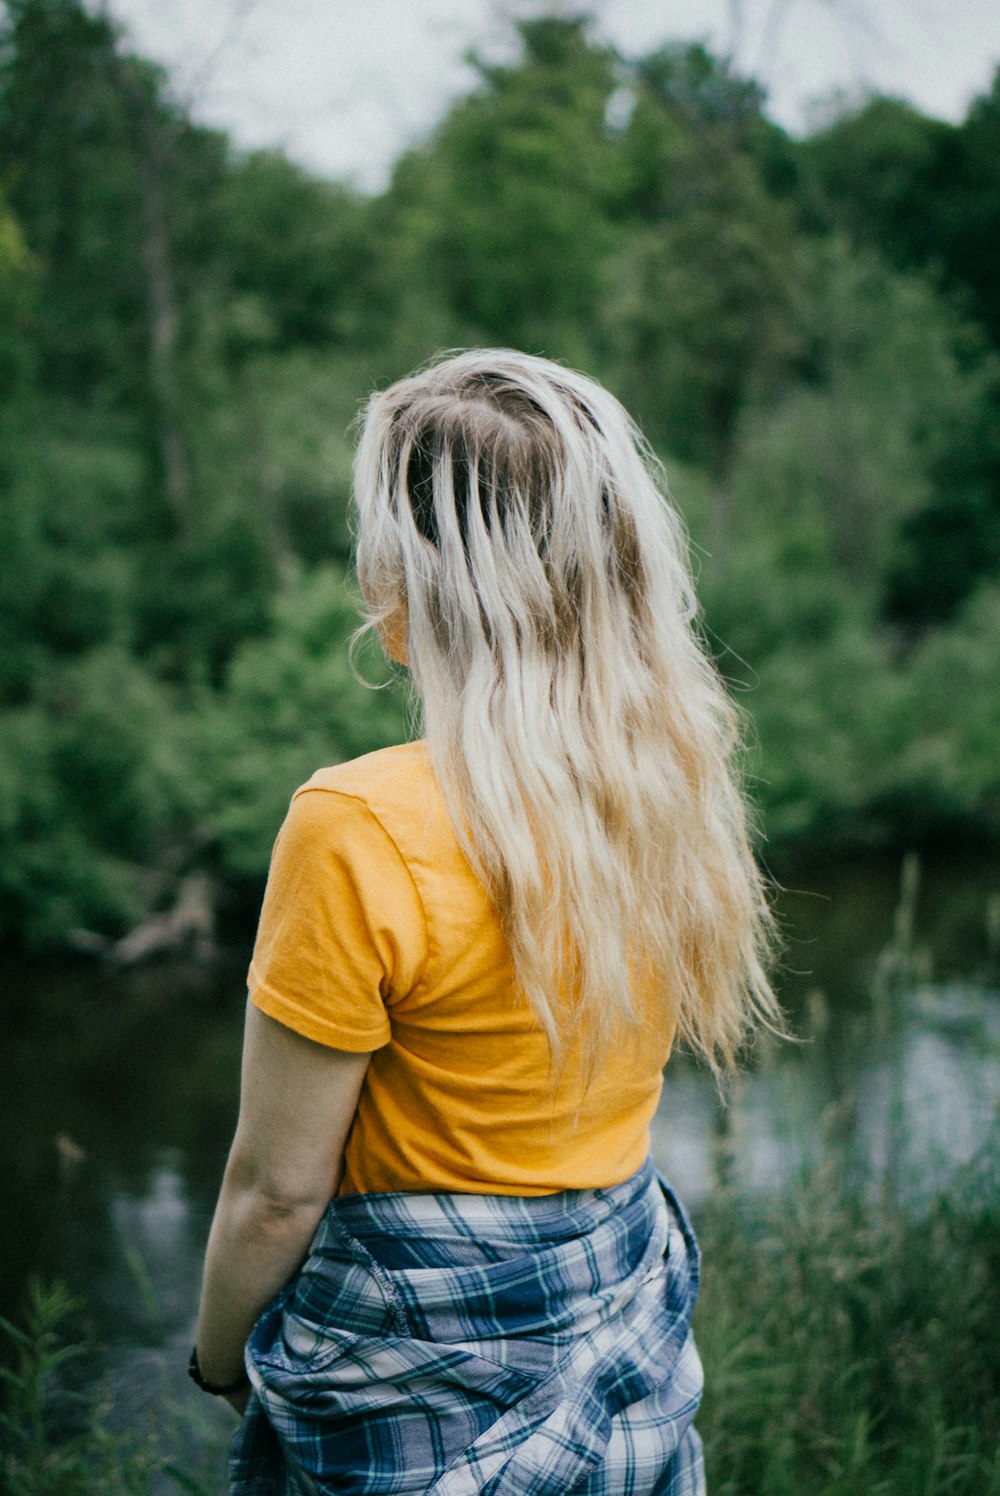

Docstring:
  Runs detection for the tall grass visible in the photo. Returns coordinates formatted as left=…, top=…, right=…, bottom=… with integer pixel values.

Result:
left=695, top=1124, right=1000, bottom=1495
left=1, top=1279, right=156, bottom=1494
left=0, top=1280, right=229, bottom=1495
left=694, top=854, right=1000, bottom=1494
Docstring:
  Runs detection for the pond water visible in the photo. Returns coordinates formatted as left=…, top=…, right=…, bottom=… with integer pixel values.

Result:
left=3, top=850, right=999, bottom=1464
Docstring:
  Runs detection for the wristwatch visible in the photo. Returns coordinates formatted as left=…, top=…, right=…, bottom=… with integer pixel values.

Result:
left=187, top=1345, right=250, bottom=1396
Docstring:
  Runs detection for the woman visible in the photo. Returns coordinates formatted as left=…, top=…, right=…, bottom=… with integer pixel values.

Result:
left=192, top=349, right=781, bottom=1495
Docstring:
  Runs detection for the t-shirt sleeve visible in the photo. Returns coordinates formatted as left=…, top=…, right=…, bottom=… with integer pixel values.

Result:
left=247, top=786, right=429, bottom=1050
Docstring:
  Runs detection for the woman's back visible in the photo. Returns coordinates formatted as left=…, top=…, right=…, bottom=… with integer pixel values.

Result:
left=196, top=348, right=782, bottom=1495
left=249, top=739, right=676, bottom=1198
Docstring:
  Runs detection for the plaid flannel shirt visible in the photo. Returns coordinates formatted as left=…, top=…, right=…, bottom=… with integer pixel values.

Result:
left=229, top=1156, right=705, bottom=1495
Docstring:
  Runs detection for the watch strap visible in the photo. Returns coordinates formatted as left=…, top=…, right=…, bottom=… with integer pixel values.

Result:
left=187, top=1345, right=250, bottom=1396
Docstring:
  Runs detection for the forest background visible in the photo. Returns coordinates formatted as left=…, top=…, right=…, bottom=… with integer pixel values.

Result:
left=2, top=0, right=1000, bottom=951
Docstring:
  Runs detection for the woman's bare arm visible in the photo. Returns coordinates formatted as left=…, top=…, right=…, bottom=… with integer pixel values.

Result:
left=195, top=1000, right=371, bottom=1407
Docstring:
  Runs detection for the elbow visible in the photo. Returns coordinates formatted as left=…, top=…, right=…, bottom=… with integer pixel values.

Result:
left=247, top=1189, right=319, bottom=1224
left=224, top=1151, right=339, bottom=1223
left=225, top=1180, right=332, bottom=1248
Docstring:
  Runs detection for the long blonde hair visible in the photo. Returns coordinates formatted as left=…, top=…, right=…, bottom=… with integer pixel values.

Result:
left=353, top=349, right=780, bottom=1076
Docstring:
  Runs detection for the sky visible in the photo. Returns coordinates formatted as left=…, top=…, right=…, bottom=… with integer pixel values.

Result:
left=102, top=0, right=1000, bottom=190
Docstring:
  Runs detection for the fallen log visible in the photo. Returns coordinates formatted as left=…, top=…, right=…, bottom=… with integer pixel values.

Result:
left=108, top=872, right=216, bottom=966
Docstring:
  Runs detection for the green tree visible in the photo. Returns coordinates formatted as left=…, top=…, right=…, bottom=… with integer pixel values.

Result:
left=0, top=0, right=148, bottom=403
left=801, top=75, right=1000, bottom=348
left=370, top=14, right=622, bottom=366
left=0, top=649, right=191, bottom=945
left=212, top=150, right=374, bottom=351
left=799, top=96, right=956, bottom=272
left=897, top=584, right=1000, bottom=835
left=725, top=236, right=1000, bottom=604
left=945, top=70, right=1000, bottom=343
left=202, top=566, right=408, bottom=879
left=0, top=188, right=35, bottom=385
left=607, top=47, right=802, bottom=542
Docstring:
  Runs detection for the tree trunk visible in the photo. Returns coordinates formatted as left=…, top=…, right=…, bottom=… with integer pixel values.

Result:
left=111, top=56, right=191, bottom=533
left=135, top=103, right=191, bottom=529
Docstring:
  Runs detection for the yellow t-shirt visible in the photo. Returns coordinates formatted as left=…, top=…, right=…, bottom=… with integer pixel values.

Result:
left=248, top=741, right=675, bottom=1196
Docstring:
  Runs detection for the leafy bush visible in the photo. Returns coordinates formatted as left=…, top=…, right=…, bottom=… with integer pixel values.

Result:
left=201, top=565, right=410, bottom=879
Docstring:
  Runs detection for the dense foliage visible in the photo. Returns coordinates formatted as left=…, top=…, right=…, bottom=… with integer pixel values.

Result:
left=2, top=0, right=1000, bottom=948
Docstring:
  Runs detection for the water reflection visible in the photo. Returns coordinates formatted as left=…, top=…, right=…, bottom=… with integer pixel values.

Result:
left=654, top=981, right=1000, bottom=1211
left=1, top=955, right=244, bottom=1333
left=108, top=1154, right=202, bottom=1336
left=853, top=986, right=1000, bottom=1194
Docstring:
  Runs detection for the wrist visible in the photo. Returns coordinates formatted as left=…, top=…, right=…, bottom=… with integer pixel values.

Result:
left=188, top=1345, right=250, bottom=1397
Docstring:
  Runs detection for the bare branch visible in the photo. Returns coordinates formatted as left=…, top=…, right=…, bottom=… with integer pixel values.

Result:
left=725, top=0, right=747, bottom=64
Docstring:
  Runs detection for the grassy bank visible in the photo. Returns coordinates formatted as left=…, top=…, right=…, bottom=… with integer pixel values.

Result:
left=696, top=1134, right=1000, bottom=1494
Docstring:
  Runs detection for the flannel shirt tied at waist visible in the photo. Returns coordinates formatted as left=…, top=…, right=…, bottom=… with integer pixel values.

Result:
left=229, top=1155, right=705, bottom=1496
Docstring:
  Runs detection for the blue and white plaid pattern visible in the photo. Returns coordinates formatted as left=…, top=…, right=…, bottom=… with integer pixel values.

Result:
left=230, top=1157, right=705, bottom=1495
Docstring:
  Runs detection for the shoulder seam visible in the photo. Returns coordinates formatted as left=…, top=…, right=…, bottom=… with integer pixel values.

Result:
left=291, top=786, right=431, bottom=997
